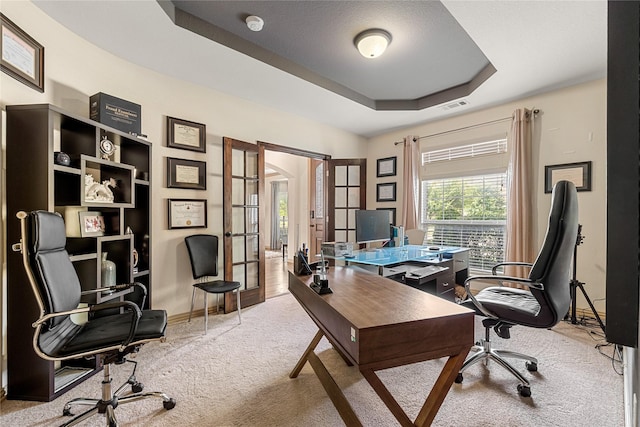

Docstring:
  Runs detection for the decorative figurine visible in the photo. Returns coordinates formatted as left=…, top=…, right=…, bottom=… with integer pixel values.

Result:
left=85, top=174, right=116, bottom=202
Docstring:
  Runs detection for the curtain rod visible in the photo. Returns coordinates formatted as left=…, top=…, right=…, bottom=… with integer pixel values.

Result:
left=393, top=108, right=540, bottom=145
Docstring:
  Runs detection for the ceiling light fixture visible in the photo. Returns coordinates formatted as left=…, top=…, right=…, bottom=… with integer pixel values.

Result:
left=354, top=29, right=392, bottom=59
left=246, top=15, right=264, bottom=32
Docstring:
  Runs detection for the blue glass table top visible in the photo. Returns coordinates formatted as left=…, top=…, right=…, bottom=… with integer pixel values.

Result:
left=328, top=245, right=461, bottom=267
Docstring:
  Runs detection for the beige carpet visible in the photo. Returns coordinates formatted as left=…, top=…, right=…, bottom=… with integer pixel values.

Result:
left=0, top=293, right=623, bottom=426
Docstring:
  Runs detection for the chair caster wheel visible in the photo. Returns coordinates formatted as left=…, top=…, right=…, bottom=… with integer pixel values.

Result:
left=163, top=398, right=177, bottom=410
left=109, top=419, right=117, bottom=427
left=526, top=361, right=538, bottom=372
left=63, top=408, right=73, bottom=416
left=517, top=384, right=531, bottom=397
left=132, top=382, right=144, bottom=393
left=454, top=373, right=463, bottom=383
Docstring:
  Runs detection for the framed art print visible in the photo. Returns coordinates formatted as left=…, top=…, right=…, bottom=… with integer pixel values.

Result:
left=544, top=161, right=592, bottom=193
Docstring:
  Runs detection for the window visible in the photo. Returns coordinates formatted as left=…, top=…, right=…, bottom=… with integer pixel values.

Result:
left=421, top=173, right=506, bottom=272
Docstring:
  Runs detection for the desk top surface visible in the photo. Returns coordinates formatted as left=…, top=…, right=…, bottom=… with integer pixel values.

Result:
left=288, top=266, right=474, bottom=368
left=328, top=244, right=462, bottom=267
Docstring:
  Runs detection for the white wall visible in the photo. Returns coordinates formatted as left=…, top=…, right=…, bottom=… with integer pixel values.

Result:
left=368, top=79, right=607, bottom=313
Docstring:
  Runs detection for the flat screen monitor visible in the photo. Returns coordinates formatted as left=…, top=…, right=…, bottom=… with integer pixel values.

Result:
left=355, top=209, right=391, bottom=244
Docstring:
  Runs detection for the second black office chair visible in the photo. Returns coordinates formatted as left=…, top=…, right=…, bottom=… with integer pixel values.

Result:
left=185, top=234, right=242, bottom=333
left=455, top=180, right=579, bottom=397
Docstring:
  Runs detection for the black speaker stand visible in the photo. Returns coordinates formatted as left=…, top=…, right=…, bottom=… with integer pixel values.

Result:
left=568, top=224, right=605, bottom=333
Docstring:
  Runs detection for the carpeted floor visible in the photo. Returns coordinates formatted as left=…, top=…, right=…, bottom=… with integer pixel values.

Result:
left=0, top=292, right=623, bottom=426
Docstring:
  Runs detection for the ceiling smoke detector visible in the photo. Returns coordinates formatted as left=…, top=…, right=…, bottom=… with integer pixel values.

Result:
left=246, top=15, right=264, bottom=32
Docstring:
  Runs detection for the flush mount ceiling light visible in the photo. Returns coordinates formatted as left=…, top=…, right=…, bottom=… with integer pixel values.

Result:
left=354, top=29, right=392, bottom=58
left=246, top=15, right=264, bottom=32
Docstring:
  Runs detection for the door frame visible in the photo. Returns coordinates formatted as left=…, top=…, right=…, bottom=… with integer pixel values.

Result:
left=258, top=141, right=330, bottom=259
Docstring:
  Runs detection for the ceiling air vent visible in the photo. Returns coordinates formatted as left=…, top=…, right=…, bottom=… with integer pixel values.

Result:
left=441, top=100, right=469, bottom=111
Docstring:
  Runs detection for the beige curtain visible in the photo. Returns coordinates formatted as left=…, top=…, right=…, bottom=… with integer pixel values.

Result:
left=505, top=109, right=534, bottom=279
left=401, top=135, right=419, bottom=229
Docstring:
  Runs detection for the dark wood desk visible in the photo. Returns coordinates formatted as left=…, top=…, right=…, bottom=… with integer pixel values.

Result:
left=288, top=267, right=474, bottom=426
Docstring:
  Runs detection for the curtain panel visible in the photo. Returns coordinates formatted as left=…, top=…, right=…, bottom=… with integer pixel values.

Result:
left=401, top=135, right=419, bottom=229
left=505, top=108, right=534, bottom=280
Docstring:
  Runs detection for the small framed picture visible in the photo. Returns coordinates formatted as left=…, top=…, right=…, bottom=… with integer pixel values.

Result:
left=376, top=156, right=397, bottom=177
left=166, top=157, right=206, bottom=190
left=78, top=211, right=105, bottom=237
left=0, top=13, right=44, bottom=92
left=544, top=161, right=592, bottom=193
left=167, top=116, right=206, bottom=153
left=376, top=182, right=397, bottom=202
left=376, top=207, right=396, bottom=225
left=168, top=199, right=208, bottom=229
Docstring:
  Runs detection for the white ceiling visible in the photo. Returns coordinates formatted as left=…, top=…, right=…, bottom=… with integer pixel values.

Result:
left=33, top=0, right=607, bottom=138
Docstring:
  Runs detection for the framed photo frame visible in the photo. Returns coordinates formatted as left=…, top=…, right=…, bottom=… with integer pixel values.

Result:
left=376, top=182, right=397, bottom=202
left=544, top=161, right=592, bottom=193
left=376, top=207, right=396, bottom=225
left=168, top=199, right=208, bottom=229
left=0, top=13, right=44, bottom=92
left=167, top=116, right=206, bottom=153
left=78, top=211, right=105, bottom=237
left=166, top=157, right=206, bottom=190
left=376, top=156, right=397, bottom=177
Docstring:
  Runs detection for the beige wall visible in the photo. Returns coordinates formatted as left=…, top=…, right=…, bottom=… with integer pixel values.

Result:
left=0, top=2, right=366, bottom=319
left=367, top=79, right=607, bottom=313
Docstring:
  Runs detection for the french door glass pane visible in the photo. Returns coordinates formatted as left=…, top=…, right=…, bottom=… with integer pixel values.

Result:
left=335, top=165, right=347, bottom=186
left=347, top=187, right=360, bottom=207
left=348, top=165, right=360, bottom=186
left=232, top=207, right=245, bottom=234
left=231, top=149, right=244, bottom=175
left=335, top=187, right=347, bottom=207
left=232, top=178, right=244, bottom=205
left=335, top=209, right=346, bottom=229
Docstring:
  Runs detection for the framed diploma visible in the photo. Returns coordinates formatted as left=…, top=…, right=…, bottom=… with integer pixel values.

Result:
left=544, top=161, right=592, bottom=193
left=376, top=182, right=397, bottom=202
left=376, top=156, right=397, bottom=177
left=168, top=199, right=207, bottom=229
left=1, top=13, right=44, bottom=92
left=166, top=157, right=206, bottom=190
left=167, top=116, right=206, bottom=153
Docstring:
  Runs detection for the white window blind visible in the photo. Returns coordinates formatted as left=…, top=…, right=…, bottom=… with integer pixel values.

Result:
left=421, top=173, right=506, bottom=272
left=421, top=138, right=507, bottom=164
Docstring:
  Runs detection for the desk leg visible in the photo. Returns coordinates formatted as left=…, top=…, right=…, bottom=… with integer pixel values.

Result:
left=290, top=329, right=363, bottom=427
left=289, top=330, right=323, bottom=379
left=362, top=348, right=469, bottom=427
left=414, top=350, right=468, bottom=427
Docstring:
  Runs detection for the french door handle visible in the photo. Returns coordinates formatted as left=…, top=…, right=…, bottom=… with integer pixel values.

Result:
left=225, top=232, right=231, bottom=237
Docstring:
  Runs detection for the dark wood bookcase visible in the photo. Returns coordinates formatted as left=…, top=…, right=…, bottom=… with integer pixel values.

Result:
left=5, top=104, right=153, bottom=401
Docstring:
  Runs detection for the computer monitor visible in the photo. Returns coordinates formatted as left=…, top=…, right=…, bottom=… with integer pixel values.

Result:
left=355, top=209, right=391, bottom=244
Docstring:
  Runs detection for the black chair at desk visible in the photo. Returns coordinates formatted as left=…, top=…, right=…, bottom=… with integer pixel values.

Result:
left=13, top=210, right=175, bottom=426
left=455, top=180, right=578, bottom=397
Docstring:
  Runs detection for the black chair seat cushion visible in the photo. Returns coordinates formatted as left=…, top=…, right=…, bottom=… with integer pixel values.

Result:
left=462, top=286, right=542, bottom=326
left=194, top=280, right=241, bottom=294
left=41, top=309, right=167, bottom=358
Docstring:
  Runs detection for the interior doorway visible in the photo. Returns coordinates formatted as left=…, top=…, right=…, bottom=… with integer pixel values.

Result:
left=261, top=142, right=330, bottom=299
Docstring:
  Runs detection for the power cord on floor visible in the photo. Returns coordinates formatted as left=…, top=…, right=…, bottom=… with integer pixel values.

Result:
left=564, top=315, right=623, bottom=376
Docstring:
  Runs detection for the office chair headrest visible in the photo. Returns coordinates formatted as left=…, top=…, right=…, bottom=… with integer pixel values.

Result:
left=31, top=211, right=67, bottom=253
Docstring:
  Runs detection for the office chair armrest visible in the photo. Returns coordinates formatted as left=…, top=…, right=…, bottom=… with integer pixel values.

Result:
left=32, top=306, right=92, bottom=327
left=464, top=275, right=544, bottom=318
left=81, top=282, right=144, bottom=296
left=491, top=262, right=534, bottom=275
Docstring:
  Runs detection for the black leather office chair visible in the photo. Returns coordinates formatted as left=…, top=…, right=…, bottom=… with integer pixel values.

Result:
left=455, top=180, right=578, bottom=397
left=184, top=234, right=242, bottom=333
left=14, top=210, right=175, bottom=426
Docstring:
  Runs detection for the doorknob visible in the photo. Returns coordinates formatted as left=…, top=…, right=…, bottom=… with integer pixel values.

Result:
left=225, top=232, right=231, bottom=237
